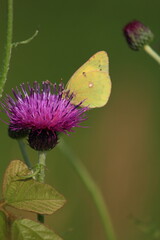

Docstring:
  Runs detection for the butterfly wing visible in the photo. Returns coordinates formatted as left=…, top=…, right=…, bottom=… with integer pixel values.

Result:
left=66, top=51, right=111, bottom=108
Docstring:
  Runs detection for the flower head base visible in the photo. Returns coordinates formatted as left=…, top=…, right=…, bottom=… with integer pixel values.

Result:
left=123, top=20, right=154, bottom=51
left=1, top=82, right=88, bottom=151
left=28, top=129, right=58, bottom=151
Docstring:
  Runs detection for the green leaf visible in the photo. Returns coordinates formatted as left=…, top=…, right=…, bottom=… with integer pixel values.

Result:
left=5, top=179, right=65, bottom=214
left=0, top=211, right=8, bottom=240
left=12, top=219, right=63, bottom=240
left=3, top=160, right=65, bottom=214
left=2, top=160, right=31, bottom=197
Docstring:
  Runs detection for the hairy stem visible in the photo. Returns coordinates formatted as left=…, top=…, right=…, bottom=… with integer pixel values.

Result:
left=144, top=45, right=160, bottom=65
left=58, top=139, right=117, bottom=240
left=17, top=139, right=32, bottom=168
left=37, top=151, right=46, bottom=223
left=0, top=0, right=13, bottom=97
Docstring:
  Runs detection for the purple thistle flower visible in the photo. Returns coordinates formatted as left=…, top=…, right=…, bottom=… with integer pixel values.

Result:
left=1, top=81, right=88, bottom=151
left=123, top=20, right=154, bottom=50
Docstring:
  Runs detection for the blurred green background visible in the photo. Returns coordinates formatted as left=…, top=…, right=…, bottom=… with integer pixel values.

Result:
left=0, top=0, right=160, bottom=239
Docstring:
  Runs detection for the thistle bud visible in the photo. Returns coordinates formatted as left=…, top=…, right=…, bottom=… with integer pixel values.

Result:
left=8, top=126, right=29, bottom=139
left=123, top=20, right=154, bottom=51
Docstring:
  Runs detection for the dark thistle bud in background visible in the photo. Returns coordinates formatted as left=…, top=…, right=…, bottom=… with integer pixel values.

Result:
left=123, top=20, right=154, bottom=51
left=8, top=125, right=29, bottom=139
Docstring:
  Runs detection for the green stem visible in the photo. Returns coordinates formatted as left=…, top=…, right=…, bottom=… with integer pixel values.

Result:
left=37, top=151, right=46, bottom=223
left=0, top=0, right=13, bottom=97
left=144, top=45, right=160, bottom=65
left=58, top=139, right=117, bottom=240
left=37, top=151, right=46, bottom=183
left=17, top=139, right=32, bottom=168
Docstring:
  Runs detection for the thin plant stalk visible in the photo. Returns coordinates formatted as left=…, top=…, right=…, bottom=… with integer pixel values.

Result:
left=0, top=0, right=13, bottom=97
left=37, top=151, right=46, bottom=223
left=58, top=139, right=117, bottom=240
left=17, top=139, right=32, bottom=168
left=144, top=45, right=160, bottom=65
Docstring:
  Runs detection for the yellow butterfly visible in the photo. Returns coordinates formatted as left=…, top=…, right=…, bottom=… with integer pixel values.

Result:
left=65, top=51, right=111, bottom=108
